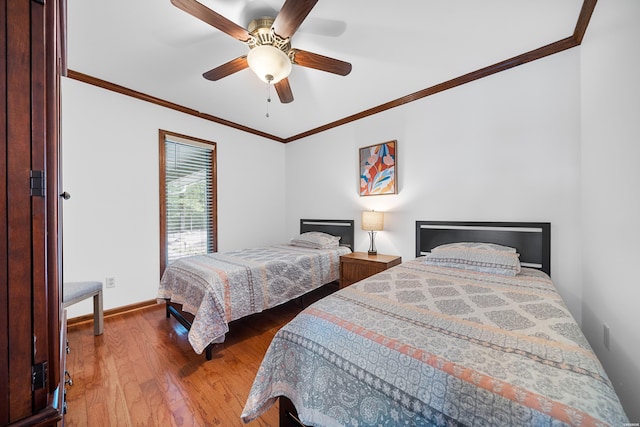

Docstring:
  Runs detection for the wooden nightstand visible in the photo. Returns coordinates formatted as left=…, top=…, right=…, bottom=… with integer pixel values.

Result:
left=339, top=252, right=402, bottom=289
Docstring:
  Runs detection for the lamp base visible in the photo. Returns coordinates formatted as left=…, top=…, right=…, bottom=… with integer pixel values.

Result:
left=367, top=231, right=377, bottom=256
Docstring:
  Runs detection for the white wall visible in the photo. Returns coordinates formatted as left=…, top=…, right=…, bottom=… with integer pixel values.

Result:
left=61, top=78, right=286, bottom=318
left=286, top=49, right=584, bottom=318
left=580, top=0, right=640, bottom=422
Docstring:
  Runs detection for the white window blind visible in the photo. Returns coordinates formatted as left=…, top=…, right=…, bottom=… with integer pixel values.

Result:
left=164, top=139, right=214, bottom=263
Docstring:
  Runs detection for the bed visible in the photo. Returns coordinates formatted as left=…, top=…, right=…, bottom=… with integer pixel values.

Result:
left=241, top=221, right=629, bottom=426
left=158, top=219, right=354, bottom=360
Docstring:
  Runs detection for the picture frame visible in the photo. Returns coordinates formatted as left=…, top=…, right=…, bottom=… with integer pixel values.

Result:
left=359, top=140, right=397, bottom=196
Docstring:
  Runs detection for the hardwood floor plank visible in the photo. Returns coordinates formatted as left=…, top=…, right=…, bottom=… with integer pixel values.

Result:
left=107, top=316, right=156, bottom=425
left=82, top=402, right=113, bottom=427
left=104, top=358, right=135, bottom=425
left=64, top=287, right=334, bottom=426
left=139, top=379, right=180, bottom=427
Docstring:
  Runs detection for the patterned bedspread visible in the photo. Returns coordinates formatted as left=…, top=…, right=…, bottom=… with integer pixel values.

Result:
left=157, top=244, right=350, bottom=354
left=242, top=259, right=628, bottom=426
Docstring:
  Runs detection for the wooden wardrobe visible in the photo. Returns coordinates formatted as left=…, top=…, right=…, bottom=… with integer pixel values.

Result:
left=1, top=0, right=67, bottom=425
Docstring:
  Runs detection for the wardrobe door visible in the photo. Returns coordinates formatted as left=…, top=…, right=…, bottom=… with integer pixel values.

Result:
left=1, top=0, right=65, bottom=424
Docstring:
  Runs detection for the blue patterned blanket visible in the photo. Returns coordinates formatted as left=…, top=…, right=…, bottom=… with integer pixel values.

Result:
left=242, top=259, right=628, bottom=426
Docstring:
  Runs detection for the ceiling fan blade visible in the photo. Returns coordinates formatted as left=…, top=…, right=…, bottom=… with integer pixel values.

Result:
left=271, top=0, right=318, bottom=39
left=292, top=49, right=352, bottom=76
left=274, top=78, right=294, bottom=103
left=171, top=0, right=251, bottom=41
left=203, top=56, right=248, bottom=81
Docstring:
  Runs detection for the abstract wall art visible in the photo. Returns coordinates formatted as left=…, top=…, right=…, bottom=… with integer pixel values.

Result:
left=359, top=140, right=397, bottom=196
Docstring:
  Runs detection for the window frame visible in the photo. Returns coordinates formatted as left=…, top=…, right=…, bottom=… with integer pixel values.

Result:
left=159, top=129, right=218, bottom=276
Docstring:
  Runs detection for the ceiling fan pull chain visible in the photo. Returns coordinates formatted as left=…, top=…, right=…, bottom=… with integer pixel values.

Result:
left=265, top=76, right=273, bottom=118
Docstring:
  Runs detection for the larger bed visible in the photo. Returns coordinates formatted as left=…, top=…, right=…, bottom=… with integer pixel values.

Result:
left=158, top=219, right=353, bottom=359
left=241, top=221, right=628, bottom=426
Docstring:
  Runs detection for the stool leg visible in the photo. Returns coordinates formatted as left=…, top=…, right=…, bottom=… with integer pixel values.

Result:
left=93, top=290, right=104, bottom=336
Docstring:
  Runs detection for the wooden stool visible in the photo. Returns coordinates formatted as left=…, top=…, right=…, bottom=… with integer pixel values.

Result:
left=63, top=281, right=104, bottom=335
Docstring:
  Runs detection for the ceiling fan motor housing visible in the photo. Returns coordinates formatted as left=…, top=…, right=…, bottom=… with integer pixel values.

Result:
left=247, top=17, right=292, bottom=57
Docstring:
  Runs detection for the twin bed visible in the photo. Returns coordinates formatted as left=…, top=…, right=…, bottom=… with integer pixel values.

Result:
left=158, top=219, right=354, bottom=359
left=240, top=221, right=628, bottom=426
left=158, top=219, right=628, bottom=426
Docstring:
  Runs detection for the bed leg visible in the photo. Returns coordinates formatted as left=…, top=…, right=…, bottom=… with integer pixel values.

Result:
left=205, top=345, right=213, bottom=360
left=279, top=397, right=306, bottom=427
left=165, top=301, right=170, bottom=318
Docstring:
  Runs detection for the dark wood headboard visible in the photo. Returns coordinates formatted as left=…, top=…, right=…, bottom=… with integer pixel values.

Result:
left=415, top=221, right=551, bottom=275
left=300, top=219, right=355, bottom=251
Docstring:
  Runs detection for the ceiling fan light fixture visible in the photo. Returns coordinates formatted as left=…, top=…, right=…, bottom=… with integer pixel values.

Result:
left=247, top=45, right=292, bottom=84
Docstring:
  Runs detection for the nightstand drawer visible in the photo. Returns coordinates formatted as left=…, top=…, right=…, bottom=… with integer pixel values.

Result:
left=339, top=252, right=401, bottom=289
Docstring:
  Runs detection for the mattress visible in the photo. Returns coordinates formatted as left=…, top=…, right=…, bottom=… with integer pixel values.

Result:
left=242, top=258, right=628, bottom=426
left=157, top=243, right=351, bottom=354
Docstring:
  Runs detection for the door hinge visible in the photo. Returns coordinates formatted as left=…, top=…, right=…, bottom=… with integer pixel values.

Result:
left=30, top=170, right=46, bottom=197
left=32, top=361, right=48, bottom=391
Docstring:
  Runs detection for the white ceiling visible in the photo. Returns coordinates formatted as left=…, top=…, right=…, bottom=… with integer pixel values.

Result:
left=67, top=0, right=584, bottom=139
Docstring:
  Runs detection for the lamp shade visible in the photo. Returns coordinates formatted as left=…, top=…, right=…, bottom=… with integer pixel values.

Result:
left=247, top=45, right=292, bottom=84
left=362, top=211, right=384, bottom=231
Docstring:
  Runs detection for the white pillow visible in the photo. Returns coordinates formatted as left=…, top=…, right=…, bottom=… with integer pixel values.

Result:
left=289, top=232, right=340, bottom=249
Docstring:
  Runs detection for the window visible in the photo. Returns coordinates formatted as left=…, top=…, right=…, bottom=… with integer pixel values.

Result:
left=159, top=130, right=217, bottom=274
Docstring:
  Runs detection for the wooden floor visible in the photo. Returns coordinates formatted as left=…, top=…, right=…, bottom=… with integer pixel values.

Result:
left=65, top=285, right=337, bottom=426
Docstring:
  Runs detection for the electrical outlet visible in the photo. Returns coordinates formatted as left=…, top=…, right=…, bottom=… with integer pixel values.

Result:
left=603, top=323, right=610, bottom=350
left=106, top=277, right=116, bottom=288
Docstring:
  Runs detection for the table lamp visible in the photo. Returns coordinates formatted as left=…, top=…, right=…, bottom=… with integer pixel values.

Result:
left=362, top=210, right=384, bottom=255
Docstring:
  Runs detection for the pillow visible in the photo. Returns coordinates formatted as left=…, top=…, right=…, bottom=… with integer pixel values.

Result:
left=424, top=242, right=521, bottom=276
left=289, top=232, right=341, bottom=249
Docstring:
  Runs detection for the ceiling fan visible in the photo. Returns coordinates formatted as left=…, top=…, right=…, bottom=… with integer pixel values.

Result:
left=170, top=0, right=352, bottom=104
